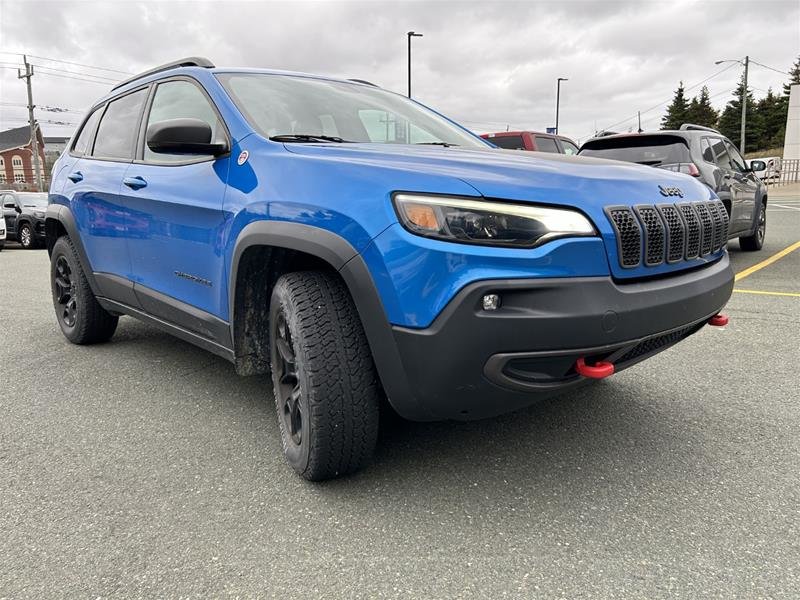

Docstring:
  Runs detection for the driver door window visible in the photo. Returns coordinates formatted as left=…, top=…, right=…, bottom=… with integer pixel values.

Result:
left=709, top=138, right=734, bottom=171
left=723, top=140, right=747, bottom=173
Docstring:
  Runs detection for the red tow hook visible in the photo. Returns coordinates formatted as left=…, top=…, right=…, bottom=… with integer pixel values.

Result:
left=708, top=313, right=729, bottom=327
left=575, top=357, right=615, bottom=379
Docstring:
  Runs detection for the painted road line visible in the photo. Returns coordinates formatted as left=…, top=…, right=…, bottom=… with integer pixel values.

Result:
left=734, top=240, right=800, bottom=282
left=771, top=204, right=800, bottom=211
left=734, top=289, right=800, bottom=298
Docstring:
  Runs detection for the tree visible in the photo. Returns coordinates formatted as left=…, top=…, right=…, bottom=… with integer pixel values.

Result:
left=685, top=86, right=719, bottom=129
left=781, top=55, right=800, bottom=97
left=661, top=82, right=689, bottom=130
left=755, top=88, right=785, bottom=151
left=718, top=72, right=759, bottom=152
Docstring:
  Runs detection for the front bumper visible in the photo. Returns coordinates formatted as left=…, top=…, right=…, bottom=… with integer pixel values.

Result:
left=384, top=254, right=733, bottom=421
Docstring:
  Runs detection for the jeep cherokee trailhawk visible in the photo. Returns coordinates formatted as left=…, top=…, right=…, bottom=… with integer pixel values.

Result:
left=47, top=58, right=734, bottom=480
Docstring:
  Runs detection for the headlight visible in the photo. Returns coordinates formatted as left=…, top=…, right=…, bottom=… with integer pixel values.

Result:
left=393, top=193, right=596, bottom=248
left=33, top=210, right=45, bottom=218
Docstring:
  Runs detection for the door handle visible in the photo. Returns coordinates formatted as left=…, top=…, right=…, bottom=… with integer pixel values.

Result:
left=123, top=176, right=147, bottom=190
left=67, top=171, right=83, bottom=183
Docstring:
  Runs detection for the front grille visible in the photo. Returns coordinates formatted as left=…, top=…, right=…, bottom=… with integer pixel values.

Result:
left=606, top=199, right=727, bottom=269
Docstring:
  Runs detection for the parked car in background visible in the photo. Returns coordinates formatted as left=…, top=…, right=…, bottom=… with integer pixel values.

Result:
left=481, top=131, right=579, bottom=154
left=579, top=124, right=768, bottom=251
left=747, top=156, right=781, bottom=181
left=1, top=190, right=48, bottom=249
left=0, top=207, right=5, bottom=251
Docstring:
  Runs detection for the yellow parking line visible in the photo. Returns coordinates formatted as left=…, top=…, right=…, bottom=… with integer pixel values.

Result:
left=734, top=289, right=800, bottom=298
left=734, top=241, right=800, bottom=282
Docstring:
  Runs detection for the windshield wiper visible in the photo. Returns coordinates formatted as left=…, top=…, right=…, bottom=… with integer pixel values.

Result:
left=270, top=134, right=351, bottom=143
left=415, top=141, right=459, bottom=147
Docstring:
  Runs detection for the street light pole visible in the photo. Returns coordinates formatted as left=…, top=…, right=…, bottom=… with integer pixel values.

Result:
left=555, top=77, right=568, bottom=134
left=715, top=56, right=749, bottom=153
left=407, top=31, right=423, bottom=98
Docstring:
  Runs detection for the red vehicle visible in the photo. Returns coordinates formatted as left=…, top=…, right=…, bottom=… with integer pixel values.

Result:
left=481, top=131, right=579, bottom=155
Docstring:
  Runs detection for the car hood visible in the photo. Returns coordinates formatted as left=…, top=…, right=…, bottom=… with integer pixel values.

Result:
left=279, top=143, right=721, bottom=280
left=282, top=143, right=714, bottom=206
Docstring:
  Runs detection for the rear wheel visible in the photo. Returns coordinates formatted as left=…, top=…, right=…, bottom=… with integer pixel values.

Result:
left=18, top=223, right=34, bottom=249
left=269, top=271, right=380, bottom=481
left=50, top=236, right=118, bottom=344
left=739, top=200, right=766, bottom=251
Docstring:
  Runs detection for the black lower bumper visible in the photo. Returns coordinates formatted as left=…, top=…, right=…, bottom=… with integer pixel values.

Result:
left=384, top=255, right=733, bottom=421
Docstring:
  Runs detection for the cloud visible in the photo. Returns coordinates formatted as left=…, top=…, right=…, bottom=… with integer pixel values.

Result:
left=1, top=0, right=798, bottom=143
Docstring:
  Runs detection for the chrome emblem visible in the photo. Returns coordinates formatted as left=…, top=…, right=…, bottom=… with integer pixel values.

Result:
left=237, top=150, right=249, bottom=166
left=659, top=185, right=684, bottom=198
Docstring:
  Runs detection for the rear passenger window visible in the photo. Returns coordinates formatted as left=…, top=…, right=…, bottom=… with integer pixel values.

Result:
left=92, top=89, right=147, bottom=160
left=72, top=107, right=103, bottom=156
left=144, top=80, right=225, bottom=162
left=701, top=138, right=715, bottom=163
left=488, top=135, right=525, bottom=150
left=534, top=136, right=559, bottom=153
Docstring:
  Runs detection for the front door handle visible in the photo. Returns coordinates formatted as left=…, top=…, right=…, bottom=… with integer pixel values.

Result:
left=123, top=176, right=147, bottom=190
left=67, top=171, right=83, bottom=183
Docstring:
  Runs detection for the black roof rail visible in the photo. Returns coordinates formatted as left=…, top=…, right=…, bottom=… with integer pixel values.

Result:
left=679, top=123, right=720, bottom=134
left=347, top=78, right=378, bottom=87
left=111, top=57, right=215, bottom=91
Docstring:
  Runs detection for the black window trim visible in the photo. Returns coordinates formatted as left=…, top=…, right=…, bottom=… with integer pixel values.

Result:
left=68, top=104, right=105, bottom=159
left=73, top=84, right=152, bottom=164
left=134, top=74, right=232, bottom=167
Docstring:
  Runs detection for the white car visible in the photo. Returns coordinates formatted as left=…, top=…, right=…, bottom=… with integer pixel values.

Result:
left=748, top=156, right=781, bottom=181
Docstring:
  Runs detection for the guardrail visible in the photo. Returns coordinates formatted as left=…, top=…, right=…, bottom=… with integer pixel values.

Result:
left=765, top=158, right=800, bottom=187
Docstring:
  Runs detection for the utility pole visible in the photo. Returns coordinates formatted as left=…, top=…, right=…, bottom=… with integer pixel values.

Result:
left=555, top=77, right=568, bottom=134
left=637, top=111, right=642, bottom=133
left=18, top=55, right=44, bottom=191
left=407, top=31, right=423, bottom=98
left=740, top=55, right=749, bottom=154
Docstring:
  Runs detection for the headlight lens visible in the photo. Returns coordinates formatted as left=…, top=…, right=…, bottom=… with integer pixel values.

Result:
left=33, top=210, right=45, bottom=218
left=393, top=193, right=596, bottom=248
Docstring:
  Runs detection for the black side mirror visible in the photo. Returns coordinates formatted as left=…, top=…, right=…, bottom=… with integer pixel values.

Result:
left=14, top=204, right=22, bottom=214
left=748, top=160, right=766, bottom=172
left=146, top=118, right=228, bottom=156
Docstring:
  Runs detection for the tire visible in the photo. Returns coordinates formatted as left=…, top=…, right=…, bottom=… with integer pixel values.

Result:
left=0, top=242, right=4, bottom=252
left=50, top=236, right=118, bottom=344
left=18, top=222, right=34, bottom=249
left=269, top=271, right=381, bottom=481
left=739, top=200, right=766, bottom=251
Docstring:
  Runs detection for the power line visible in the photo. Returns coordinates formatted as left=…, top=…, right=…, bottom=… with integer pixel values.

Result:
left=0, top=52, right=134, bottom=76
left=749, top=59, right=791, bottom=76
left=29, top=63, right=121, bottom=83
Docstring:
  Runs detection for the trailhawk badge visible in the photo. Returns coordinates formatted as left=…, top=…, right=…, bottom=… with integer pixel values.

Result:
left=658, top=185, right=684, bottom=198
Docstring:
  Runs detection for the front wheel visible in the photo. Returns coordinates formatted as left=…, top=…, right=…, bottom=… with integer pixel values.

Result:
left=739, top=200, right=766, bottom=251
left=50, top=236, right=118, bottom=344
left=269, top=271, right=381, bottom=481
left=18, top=223, right=34, bottom=249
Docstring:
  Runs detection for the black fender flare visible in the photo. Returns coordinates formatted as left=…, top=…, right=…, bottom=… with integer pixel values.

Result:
left=229, top=220, right=428, bottom=420
left=45, top=204, right=101, bottom=296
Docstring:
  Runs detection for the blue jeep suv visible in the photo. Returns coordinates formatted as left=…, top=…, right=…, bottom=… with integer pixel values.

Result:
left=47, top=58, right=734, bottom=480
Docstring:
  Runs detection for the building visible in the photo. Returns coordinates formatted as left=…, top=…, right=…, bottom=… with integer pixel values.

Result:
left=43, top=135, right=71, bottom=181
left=0, top=125, right=47, bottom=191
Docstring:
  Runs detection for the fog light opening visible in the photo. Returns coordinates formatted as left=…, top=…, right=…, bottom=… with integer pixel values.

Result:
left=482, top=294, right=501, bottom=311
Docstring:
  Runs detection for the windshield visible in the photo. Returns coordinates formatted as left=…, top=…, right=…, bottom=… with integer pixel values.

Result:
left=216, top=73, right=487, bottom=148
left=19, top=193, right=48, bottom=207
left=579, top=136, right=691, bottom=165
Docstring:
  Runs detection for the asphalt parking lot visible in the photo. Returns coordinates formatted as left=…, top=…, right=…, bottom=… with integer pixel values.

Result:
left=1, top=188, right=799, bottom=598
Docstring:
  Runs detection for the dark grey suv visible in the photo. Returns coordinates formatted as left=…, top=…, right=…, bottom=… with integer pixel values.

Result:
left=579, top=124, right=768, bottom=251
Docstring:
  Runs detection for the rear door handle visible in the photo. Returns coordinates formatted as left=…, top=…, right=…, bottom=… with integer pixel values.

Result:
left=123, top=176, right=147, bottom=190
left=67, top=171, right=83, bottom=183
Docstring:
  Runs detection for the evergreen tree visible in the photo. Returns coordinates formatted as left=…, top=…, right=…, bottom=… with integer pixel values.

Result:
left=661, top=82, right=689, bottom=130
left=781, top=55, right=800, bottom=97
left=718, top=72, right=758, bottom=152
left=685, top=86, right=719, bottom=128
left=755, top=88, right=785, bottom=150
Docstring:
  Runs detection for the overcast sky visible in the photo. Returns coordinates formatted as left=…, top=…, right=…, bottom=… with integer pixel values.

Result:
left=1, top=0, right=798, bottom=144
